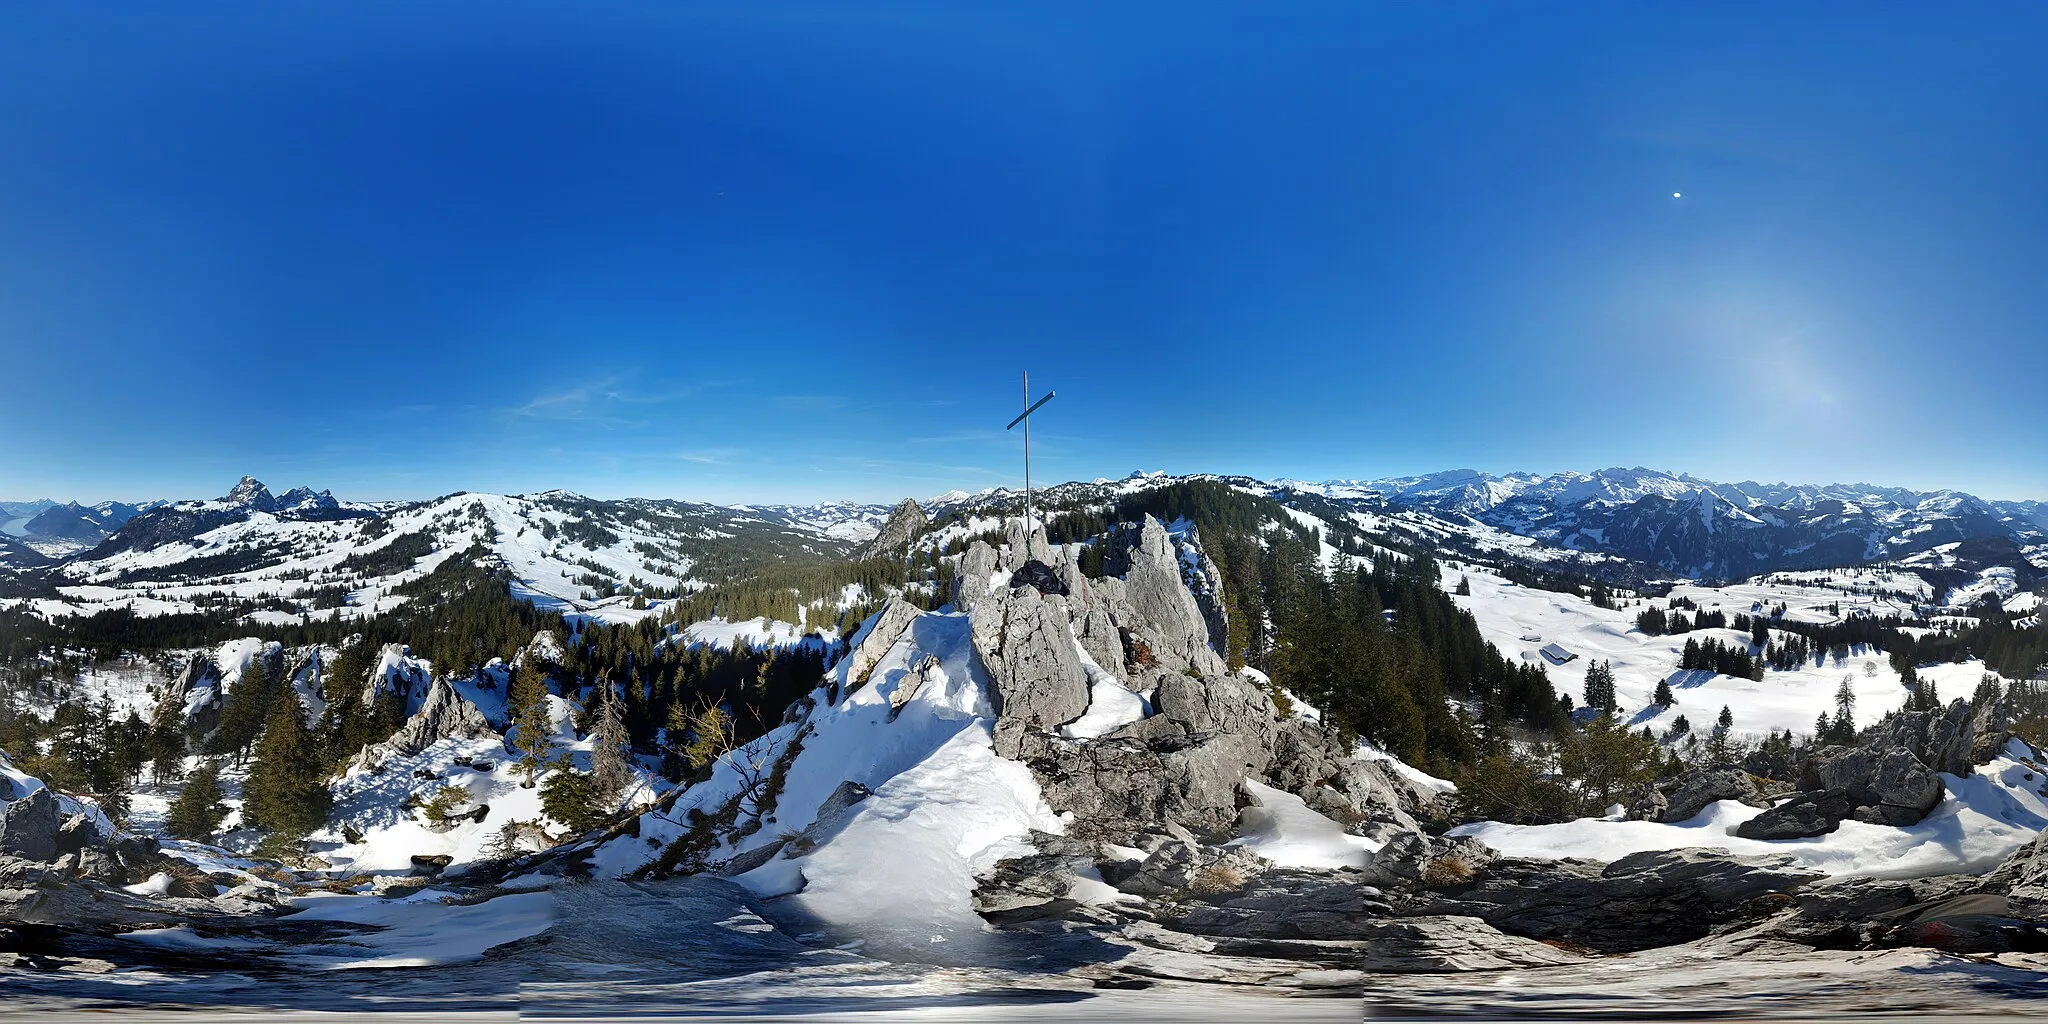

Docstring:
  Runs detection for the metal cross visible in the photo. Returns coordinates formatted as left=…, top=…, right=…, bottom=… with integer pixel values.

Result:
left=1006, top=371, right=1056, bottom=564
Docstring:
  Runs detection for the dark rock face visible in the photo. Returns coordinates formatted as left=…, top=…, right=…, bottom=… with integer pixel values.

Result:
left=1799, top=745, right=1946, bottom=826
left=1404, top=847, right=1823, bottom=953
left=1169, top=869, right=1393, bottom=940
left=1735, top=789, right=1853, bottom=840
left=1870, top=700, right=1977, bottom=779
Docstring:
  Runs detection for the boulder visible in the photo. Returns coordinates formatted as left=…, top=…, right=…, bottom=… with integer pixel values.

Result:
left=0, top=789, right=64, bottom=862
left=1734, top=789, right=1852, bottom=840
left=1360, top=832, right=1497, bottom=889
left=1800, top=744, right=1945, bottom=826
left=1655, top=764, right=1763, bottom=823
left=1112, top=836, right=1265, bottom=898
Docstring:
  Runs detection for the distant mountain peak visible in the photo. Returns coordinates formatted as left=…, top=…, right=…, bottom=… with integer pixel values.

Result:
left=222, top=476, right=277, bottom=510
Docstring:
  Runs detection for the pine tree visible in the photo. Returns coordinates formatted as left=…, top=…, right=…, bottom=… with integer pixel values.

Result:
left=1717, top=704, right=1733, bottom=732
left=508, top=664, right=555, bottom=786
left=540, top=759, right=600, bottom=835
left=1652, top=678, right=1675, bottom=707
left=589, top=681, right=634, bottom=812
left=1831, top=675, right=1857, bottom=743
left=166, top=760, right=229, bottom=840
left=212, top=659, right=274, bottom=765
left=146, top=684, right=190, bottom=785
left=1583, top=660, right=1617, bottom=714
left=243, top=691, right=331, bottom=838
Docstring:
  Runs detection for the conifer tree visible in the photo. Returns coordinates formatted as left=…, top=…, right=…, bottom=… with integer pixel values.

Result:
left=213, top=659, right=273, bottom=765
left=1583, top=660, right=1617, bottom=714
left=589, top=681, right=633, bottom=810
left=243, top=691, right=331, bottom=838
left=166, top=760, right=229, bottom=840
left=508, top=664, right=555, bottom=786
left=1652, top=677, right=1675, bottom=707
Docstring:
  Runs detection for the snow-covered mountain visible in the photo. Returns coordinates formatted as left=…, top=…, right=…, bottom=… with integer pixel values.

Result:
left=1293, top=467, right=2047, bottom=581
left=0, top=478, right=893, bottom=624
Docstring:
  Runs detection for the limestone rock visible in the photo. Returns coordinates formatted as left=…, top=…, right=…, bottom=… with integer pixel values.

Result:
left=1800, top=745, right=1945, bottom=826
left=1360, top=832, right=1497, bottom=889
left=1734, top=789, right=1853, bottom=840
left=364, top=676, right=494, bottom=762
left=1405, top=847, right=1822, bottom=953
left=970, top=588, right=1091, bottom=747
left=1656, top=764, right=1764, bottom=823
left=1329, top=915, right=1588, bottom=972
left=1111, top=517, right=1228, bottom=678
left=842, top=597, right=922, bottom=690
left=857, top=498, right=928, bottom=560
left=0, top=789, right=64, bottom=862
left=1169, top=869, right=1392, bottom=940
left=1971, top=699, right=2015, bottom=765
left=950, top=540, right=1000, bottom=614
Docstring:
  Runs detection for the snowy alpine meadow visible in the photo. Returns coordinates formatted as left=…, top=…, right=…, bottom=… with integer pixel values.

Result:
left=5, top=467, right=2048, bottom=1021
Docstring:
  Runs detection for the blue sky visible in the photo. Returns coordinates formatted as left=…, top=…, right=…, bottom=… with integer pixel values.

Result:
left=3, top=3, right=2045, bottom=504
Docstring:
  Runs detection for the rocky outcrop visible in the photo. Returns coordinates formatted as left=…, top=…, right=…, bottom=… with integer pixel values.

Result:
left=1360, top=832, right=1497, bottom=889
left=972, top=589, right=1092, bottom=747
left=1735, top=789, right=1853, bottom=840
left=857, top=498, right=928, bottom=560
left=0, top=789, right=65, bottom=862
left=1169, top=869, right=1393, bottom=940
left=950, top=540, right=1001, bottom=614
left=1871, top=700, right=1977, bottom=778
left=1984, top=829, right=2048, bottom=916
left=354, top=677, right=494, bottom=766
left=1651, top=764, right=1765, bottom=823
left=1269, top=724, right=1439, bottom=835
left=1971, top=699, right=2015, bottom=765
left=1096, top=517, right=1228, bottom=680
left=1799, top=745, right=1945, bottom=826
left=842, top=597, right=922, bottom=690
left=1404, top=848, right=1823, bottom=953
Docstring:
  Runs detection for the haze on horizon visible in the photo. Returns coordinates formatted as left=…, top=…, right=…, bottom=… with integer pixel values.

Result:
left=3, top=4, right=2044, bottom=505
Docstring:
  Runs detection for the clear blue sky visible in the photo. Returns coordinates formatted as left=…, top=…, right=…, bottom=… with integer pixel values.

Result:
left=3, top=3, right=2044, bottom=504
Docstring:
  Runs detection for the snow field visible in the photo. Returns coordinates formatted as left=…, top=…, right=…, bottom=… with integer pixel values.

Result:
left=1454, top=741, right=2048, bottom=880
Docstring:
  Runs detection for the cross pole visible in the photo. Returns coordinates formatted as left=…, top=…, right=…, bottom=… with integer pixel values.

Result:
left=1006, top=372, right=1056, bottom=564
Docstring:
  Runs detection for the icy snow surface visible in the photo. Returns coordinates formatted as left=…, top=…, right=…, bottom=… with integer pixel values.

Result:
left=1232, top=780, right=1381, bottom=868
